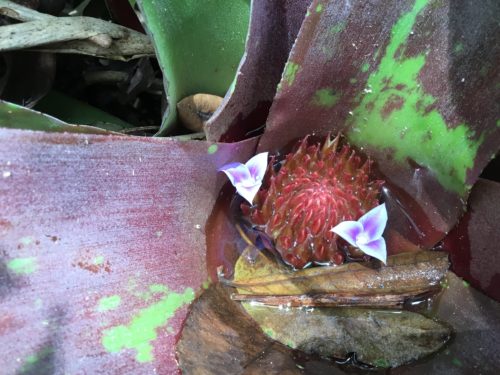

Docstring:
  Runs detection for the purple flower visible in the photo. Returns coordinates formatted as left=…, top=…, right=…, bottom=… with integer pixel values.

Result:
left=331, top=203, right=388, bottom=264
left=218, top=152, right=269, bottom=204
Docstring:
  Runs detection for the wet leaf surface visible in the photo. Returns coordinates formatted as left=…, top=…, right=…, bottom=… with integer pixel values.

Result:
left=392, top=272, right=500, bottom=374
left=177, top=283, right=303, bottom=375
left=230, top=249, right=449, bottom=297
left=137, top=0, right=250, bottom=134
left=0, top=129, right=257, bottom=374
left=244, top=303, right=451, bottom=368
left=258, top=0, right=500, bottom=251
left=179, top=273, right=500, bottom=373
left=441, top=179, right=500, bottom=302
left=205, top=0, right=311, bottom=142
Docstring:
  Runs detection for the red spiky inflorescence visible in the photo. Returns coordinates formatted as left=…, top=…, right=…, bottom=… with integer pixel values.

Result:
left=241, top=135, right=384, bottom=269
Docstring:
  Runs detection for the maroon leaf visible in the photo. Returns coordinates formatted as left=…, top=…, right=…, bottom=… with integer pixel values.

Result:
left=205, top=0, right=311, bottom=142
left=0, top=129, right=257, bottom=373
left=258, top=0, right=500, bottom=251
left=441, top=179, right=500, bottom=301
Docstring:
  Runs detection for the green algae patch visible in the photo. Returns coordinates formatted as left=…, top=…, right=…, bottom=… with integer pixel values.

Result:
left=330, top=22, right=345, bottom=34
left=348, top=0, right=481, bottom=194
left=19, top=236, right=34, bottom=246
left=312, top=88, right=340, bottom=108
left=102, top=287, right=195, bottom=363
left=361, top=62, right=370, bottom=73
left=19, top=346, right=54, bottom=374
left=283, top=62, right=300, bottom=86
left=98, top=295, right=122, bottom=312
left=207, top=144, right=218, bottom=154
left=7, top=257, right=37, bottom=274
left=315, top=3, right=323, bottom=13
left=93, top=256, right=104, bottom=265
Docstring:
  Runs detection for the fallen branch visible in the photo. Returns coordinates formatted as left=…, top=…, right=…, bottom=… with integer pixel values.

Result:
left=0, top=0, right=154, bottom=60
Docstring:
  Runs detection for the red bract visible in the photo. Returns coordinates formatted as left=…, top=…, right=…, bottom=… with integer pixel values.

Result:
left=243, top=135, right=383, bottom=269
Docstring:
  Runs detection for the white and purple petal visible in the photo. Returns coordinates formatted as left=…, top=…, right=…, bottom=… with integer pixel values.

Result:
left=218, top=162, right=252, bottom=187
left=358, top=203, right=388, bottom=242
left=331, top=221, right=363, bottom=248
left=245, top=152, right=269, bottom=183
left=357, top=237, right=387, bottom=264
left=234, top=182, right=262, bottom=205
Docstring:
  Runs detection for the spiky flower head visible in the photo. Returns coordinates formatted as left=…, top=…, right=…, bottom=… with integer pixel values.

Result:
left=241, top=135, right=384, bottom=269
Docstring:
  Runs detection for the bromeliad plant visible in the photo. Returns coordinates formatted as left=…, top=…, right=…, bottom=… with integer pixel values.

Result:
left=0, top=0, right=499, bottom=374
left=220, top=135, right=387, bottom=268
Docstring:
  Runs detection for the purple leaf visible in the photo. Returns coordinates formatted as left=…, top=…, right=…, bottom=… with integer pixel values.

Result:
left=205, top=0, right=311, bottom=142
left=0, top=129, right=257, bottom=374
left=258, top=0, right=500, bottom=255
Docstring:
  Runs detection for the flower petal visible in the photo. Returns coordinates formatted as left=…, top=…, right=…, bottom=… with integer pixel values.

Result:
left=357, top=237, right=387, bottom=264
left=235, top=182, right=262, bottom=204
left=331, top=221, right=363, bottom=247
left=358, top=203, right=388, bottom=241
left=218, top=162, right=252, bottom=187
left=245, top=152, right=269, bottom=183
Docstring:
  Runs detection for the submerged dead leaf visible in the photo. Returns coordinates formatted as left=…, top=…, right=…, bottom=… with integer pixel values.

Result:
left=244, top=303, right=451, bottom=368
left=228, top=249, right=449, bottom=297
left=176, top=284, right=303, bottom=375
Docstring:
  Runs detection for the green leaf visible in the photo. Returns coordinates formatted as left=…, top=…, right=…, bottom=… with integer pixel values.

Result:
left=35, top=91, right=134, bottom=132
left=0, top=100, right=121, bottom=135
left=137, top=0, right=250, bottom=135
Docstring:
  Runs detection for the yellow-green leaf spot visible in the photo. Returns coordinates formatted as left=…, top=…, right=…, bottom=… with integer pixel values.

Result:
left=330, top=22, right=345, bottom=34
left=312, top=88, right=340, bottom=108
left=361, top=62, right=370, bottom=73
left=315, top=3, right=323, bottom=13
left=7, top=257, right=37, bottom=274
left=453, top=43, right=464, bottom=54
left=98, top=295, right=122, bottom=312
left=263, top=326, right=277, bottom=340
left=283, top=62, right=300, bottom=87
left=19, top=346, right=54, bottom=374
left=207, top=144, right=218, bottom=154
left=102, top=287, right=195, bottom=363
left=348, top=0, right=481, bottom=194
left=452, top=358, right=463, bottom=367
left=19, top=236, right=34, bottom=246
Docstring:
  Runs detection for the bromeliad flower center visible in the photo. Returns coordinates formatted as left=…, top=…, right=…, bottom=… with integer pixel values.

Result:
left=220, top=134, right=386, bottom=269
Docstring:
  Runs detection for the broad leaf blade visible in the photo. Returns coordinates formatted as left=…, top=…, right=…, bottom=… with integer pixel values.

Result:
left=0, top=129, right=257, bottom=373
left=441, top=179, right=500, bottom=301
left=0, top=100, right=122, bottom=134
left=205, top=0, right=311, bottom=142
left=35, top=91, right=135, bottom=131
left=258, top=0, right=500, bottom=249
left=137, top=0, right=250, bottom=134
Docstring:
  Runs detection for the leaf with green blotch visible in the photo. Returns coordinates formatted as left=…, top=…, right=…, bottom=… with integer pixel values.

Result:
left=0, top=100, right=122, bottom=135
left=259, top=0, right=500, bottom=250
left=136, top=0, right=250, bottom=135
left=0, top=129, right=258, bottom=374
left=205, top=0, right=311, bottom=142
